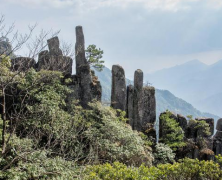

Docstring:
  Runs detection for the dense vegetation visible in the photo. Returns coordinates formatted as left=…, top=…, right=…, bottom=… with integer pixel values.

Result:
left=1, top=56, right=222, bottom=179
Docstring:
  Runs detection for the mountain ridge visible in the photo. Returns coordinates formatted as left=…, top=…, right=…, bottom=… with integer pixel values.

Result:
left=144, top=59, right=222, bottom=117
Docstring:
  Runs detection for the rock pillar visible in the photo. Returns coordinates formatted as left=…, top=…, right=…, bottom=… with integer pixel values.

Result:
left=133, top=69, right=143, bottom=131
left=75, top=26, right=88, bottom=76
left=127, top=85, right=134, bottom=127
left=111, top=65, right=126, bottom=111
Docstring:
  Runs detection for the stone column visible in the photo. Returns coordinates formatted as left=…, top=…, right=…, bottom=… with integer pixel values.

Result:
left=142, top=86, right=156, bottom=126
left=111, top=65, right=126, bottom=111
left=75, top=26, right=88, bottom=76
left=127, top=85, right=134, bottom=127
left=133, top=69, right=143, bottom=131
left=75, top=26, right=101, bottom=107
left=142, top=86, right=156, bottom=139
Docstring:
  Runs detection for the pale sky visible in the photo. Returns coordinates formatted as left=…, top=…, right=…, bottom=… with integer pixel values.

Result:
left=1, top=0, right=222, bottom=77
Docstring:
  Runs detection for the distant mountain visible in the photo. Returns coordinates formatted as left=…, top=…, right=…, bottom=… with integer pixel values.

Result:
left=156, top=89, right=219, bottom=121
left=145, top=60, right=222, bottom=117
left=94, top=66, right=220, bottom=122
left=95, top=67, right=112, bottom=103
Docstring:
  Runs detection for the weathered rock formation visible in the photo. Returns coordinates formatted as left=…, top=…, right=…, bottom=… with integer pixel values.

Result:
left=110, top=67, right=156, bottom=139
left=37, top=36, right=72, bottom=75
left=9, top=26, right=101, bottom=108
left=111, top=65, right=126, bottom=111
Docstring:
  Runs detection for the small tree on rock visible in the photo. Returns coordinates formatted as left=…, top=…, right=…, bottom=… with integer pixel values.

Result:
left=86, top=44, right=104, bottom=72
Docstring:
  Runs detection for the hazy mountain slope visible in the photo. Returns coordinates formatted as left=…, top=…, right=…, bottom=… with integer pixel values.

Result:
left=145, top=60, right=222, bottom=117
left=156, top=89, right=219, bottom=120
left=94, top=67, right=220, bottom=121
left=94, top=67, right=112, bottom=103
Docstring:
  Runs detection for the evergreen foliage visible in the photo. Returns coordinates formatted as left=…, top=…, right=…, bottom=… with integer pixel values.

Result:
left=159, top=111, right=186, bottom=150
left=86, top=44, right=105, bottom=72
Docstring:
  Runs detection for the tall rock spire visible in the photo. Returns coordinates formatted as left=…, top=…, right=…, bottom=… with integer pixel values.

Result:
left=75, top=26, right=88, bottom=76
left=111, top=65, right=127, bottom=111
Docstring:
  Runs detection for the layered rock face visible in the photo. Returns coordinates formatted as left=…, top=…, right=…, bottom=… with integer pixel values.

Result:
left=10, top=26, right=101, bottom=108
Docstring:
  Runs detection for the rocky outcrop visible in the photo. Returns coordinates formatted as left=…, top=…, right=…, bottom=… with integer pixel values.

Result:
left=110, top=67, right=156, bottom=138
left=111, top=65, right=126, bottom=111
left=8, top=26, right=102, bottom=108
left=37, top=37, right=72, bottom=75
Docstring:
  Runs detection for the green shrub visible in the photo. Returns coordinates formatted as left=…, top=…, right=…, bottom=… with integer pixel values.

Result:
left=153, top=143, right=175, bottom=165
left=159, top=111, right=185, bottom=150
left=84, top=158, right=222, bottom=180
left=3, top=69, right=153, bottom=167
left=81, top=102, right=153, bottom=166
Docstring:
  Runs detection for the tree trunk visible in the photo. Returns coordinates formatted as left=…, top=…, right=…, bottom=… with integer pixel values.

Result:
left=1, top=88, right=6, bottom=154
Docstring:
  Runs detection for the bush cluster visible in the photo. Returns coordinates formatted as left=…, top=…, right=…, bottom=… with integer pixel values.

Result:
left=84, top=158, right=222, bottom=180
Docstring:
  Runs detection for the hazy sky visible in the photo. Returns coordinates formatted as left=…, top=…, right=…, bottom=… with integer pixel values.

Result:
left=1, top=0, right=222, bottom=78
